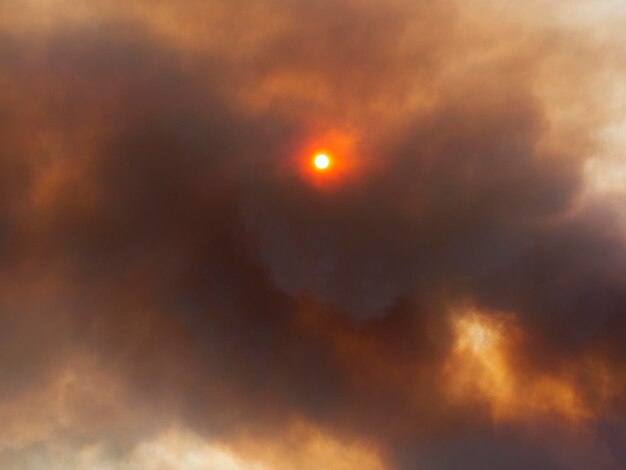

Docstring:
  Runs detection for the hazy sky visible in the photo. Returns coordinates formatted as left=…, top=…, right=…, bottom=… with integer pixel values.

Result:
left=0, top=1, right=625, bottom=468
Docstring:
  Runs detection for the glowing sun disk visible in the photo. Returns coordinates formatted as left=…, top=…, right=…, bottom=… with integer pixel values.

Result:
left=314, top=153, right=330, bottom=170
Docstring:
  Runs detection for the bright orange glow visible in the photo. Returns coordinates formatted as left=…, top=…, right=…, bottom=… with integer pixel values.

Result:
left=314, top=153, right=331, bottom=170
left=126, top=422, right=385, bottom=470
left=292, top=130, right=362, bottom=190
left=445, top=308, right=591, bottom=423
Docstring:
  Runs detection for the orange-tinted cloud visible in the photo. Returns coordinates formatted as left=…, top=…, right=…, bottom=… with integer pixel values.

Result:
left=445, top=307, right=593, bottom=423
left=0, top=0, right=625, bottom=468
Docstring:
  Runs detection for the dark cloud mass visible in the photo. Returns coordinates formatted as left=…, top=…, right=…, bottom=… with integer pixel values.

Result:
left=0, top=0, right=625, bottom=468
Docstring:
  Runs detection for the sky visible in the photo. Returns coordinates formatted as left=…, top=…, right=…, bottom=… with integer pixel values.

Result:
left=0, top=0, right=625, bottom=469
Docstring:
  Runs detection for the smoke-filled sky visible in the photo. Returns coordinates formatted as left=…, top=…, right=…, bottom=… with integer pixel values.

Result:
left=1, top=0, right=626, bottom=469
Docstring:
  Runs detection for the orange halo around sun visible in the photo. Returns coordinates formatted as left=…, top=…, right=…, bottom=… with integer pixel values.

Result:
left=296, top=130, right=360, bottom=188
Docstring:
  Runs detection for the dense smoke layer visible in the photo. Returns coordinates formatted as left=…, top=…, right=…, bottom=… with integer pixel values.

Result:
left=0, top=0, right=625, bottom=468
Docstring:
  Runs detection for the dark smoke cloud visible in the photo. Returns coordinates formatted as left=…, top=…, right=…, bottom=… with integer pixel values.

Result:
left=0, top=0, right=625, bottom=468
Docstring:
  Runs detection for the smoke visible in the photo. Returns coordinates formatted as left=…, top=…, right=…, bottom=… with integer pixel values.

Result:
left=0, top=0, right=625, bottom=468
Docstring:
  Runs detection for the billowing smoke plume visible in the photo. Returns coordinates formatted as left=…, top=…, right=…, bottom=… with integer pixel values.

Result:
left=0, top=0, right=625, bottom=468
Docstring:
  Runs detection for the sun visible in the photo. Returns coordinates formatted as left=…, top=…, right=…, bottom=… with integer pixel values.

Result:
left=313, top=153, right=331, bottom=170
